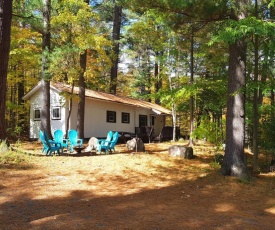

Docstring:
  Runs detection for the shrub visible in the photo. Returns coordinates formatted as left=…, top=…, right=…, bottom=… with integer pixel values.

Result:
left=0, top=140, right=9, bottom=154
left=0, top=140, right=30, bottom=165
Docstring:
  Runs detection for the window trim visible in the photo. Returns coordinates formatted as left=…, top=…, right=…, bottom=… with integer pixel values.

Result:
left=150, top=115, right=155, bottom=126
left=121, top=112, right=130, bottom=124
left=33, top=108, right=41, bottom=121
left=139, top=114, right=148, bottom=127
left=107, top=110, right=116, bottom=123
left=52, top=106, right=61, bottom=120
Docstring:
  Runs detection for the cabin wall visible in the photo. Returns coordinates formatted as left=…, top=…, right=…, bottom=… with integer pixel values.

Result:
left=68, top=98, right=166, bottom=139
left=28, top=88, right=168, bottom=140
left=153, top=115, right=165, bottom=136
left=28, top=89, right=66, bottom=139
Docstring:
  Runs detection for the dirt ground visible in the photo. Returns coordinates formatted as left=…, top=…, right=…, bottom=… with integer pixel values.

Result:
left=0, top=141, right=275, bottom=230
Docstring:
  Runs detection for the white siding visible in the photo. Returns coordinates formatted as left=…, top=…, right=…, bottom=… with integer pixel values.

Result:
left=28, top=87, right=166, bottom=139
left=29, top=88, right=66, bottom=139
left=83, top=98, right=136, bottom=138
left=82, top=98, right=166, bottom=138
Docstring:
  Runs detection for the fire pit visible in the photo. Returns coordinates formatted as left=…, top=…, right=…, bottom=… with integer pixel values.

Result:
left=73, top=146, right=86, bottom=154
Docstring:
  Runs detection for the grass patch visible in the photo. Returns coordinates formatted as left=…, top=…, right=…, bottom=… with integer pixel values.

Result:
left=0, top=150, right=31, bottom=165
left=0, top=140, right=32, bottom=166
left=209, top=161, right=221, bottom=169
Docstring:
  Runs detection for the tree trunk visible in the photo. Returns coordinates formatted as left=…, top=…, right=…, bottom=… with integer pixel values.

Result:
left=221, top=40, right=250, bottom=179
left=154, top=52, right=162, bottom=105
left=76, top=0, right=89, bottom=139
left=9, top=85, right=16, bottom=131
left=66, top=83, right=74, bottom=139
left=172, top=103, right=177, bottom=141
left=110, top=4, right=122, bottom=94
left=17, top=80, right=25, bottom=128
left=271, top=90, right=275, bottom=121
left=77, top=50, right=87, bottom=139
left=221, top=0, right=250, bottom=180
left=168, top=73, right=177, bottom=142
left=40, top=0, right=52, bottom=138
left=146, top=50, right=151, bottom=101
left=252, top=33, right=259, bottom=172
left=189, top=26, right=194, bottom=146
left=0, top=0, right=12, bottom=140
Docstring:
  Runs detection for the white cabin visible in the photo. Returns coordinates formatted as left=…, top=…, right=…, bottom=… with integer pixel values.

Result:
left=23, top=81, right=171, bottom=140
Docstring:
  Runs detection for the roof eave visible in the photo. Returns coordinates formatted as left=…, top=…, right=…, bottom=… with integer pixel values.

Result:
left=22, top=81, right=43, bottom=100
left=23, top=81, right=62, bottom=100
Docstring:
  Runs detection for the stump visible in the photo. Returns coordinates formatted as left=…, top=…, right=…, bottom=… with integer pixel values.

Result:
left=86, top=137, right=98, bottom=152
left=168, top=145, right=193, bottom=159
left=126, top=138, right=145, bottom=152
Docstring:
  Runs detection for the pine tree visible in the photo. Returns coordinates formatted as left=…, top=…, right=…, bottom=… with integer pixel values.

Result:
left=0, top=0, right=13, bottom=140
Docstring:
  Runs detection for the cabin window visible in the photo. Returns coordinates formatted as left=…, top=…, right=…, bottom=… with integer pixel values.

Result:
left=150, top=115, right=155, bottom=126
left=52, top=106, right=61, bottom=120
left=34, top=108, right=41, bottom=121
left=107, top=111, right=116, bottom=123
left=122, top=112, right=130, bottom=124
left=139, top=115, right=147, bottom=127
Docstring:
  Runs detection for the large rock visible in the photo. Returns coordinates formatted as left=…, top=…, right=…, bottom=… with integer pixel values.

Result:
left=86, top=137, right=98, bottom=152
left=168, top=145, right=193, bottom=159
left=126, top=138, right=145, bottom=152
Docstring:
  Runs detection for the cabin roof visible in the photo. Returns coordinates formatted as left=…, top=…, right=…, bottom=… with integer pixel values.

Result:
left=23, top=81, right=171, bottom=115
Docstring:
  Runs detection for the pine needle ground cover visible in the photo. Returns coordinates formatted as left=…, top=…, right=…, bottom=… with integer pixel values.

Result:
left=0, top=142, right=274, bottom=229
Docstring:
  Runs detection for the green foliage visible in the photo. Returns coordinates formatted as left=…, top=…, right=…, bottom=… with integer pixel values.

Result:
left=50, top=0, right=112, bottom=87
left=259, top=105, right=275, bottom=155
left=192, top=115, right=225, bottom=146
left=6, top=125, right=25, bottom=140
left=0, top=140, right=30, bottom=165
left=210, top=161, right=222, bottom=170
left=210, top=17, right=275, bottom=45
left=50, top=45, right=82, bottom=83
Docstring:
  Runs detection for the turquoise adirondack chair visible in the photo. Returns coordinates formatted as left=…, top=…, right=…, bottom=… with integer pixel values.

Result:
left=53, top=129, right=68, bottom=153
left=97, top=131, right=113, bottom=154
left=107, top=131, right=119, bottom=153
left=39, top=130, right=62, bottom=155
left=68, top=129, right=83, bottom=152
left=39, top=130, right=47, bottom=154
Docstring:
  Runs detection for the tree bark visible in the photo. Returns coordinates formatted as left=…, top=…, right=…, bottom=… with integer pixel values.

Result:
left=110, top=4, right=122, bottom=94
left=77, top=50, right=87, bottom=139
left=189, top=26, right=194, bottom=146
left=65, top=83, right=74, bottom=139
left=252, top=33, right=259, bottom=172
left=76, top=0, right=89, bottom=139
left=221, top=1, right=250, bottom=180
left=40, top=0, right=52, bottom=138
left=0, top=0, right=13, bottom=140
left=17, top=80, right=25, bottom=128
left=154, top=52, right=162, bottom=105
left=221, top=40, right=250, bottom=179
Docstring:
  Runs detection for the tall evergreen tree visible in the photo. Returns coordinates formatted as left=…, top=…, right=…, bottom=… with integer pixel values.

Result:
left=221, top=1, right=250, bottom=179
left=110, top=2, right=122, bottom=94
left=0, top=0, right=13, bottom=140
left=77, top=0, right=89, bottom=139
left=40, top=0, right=52, bottom=138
